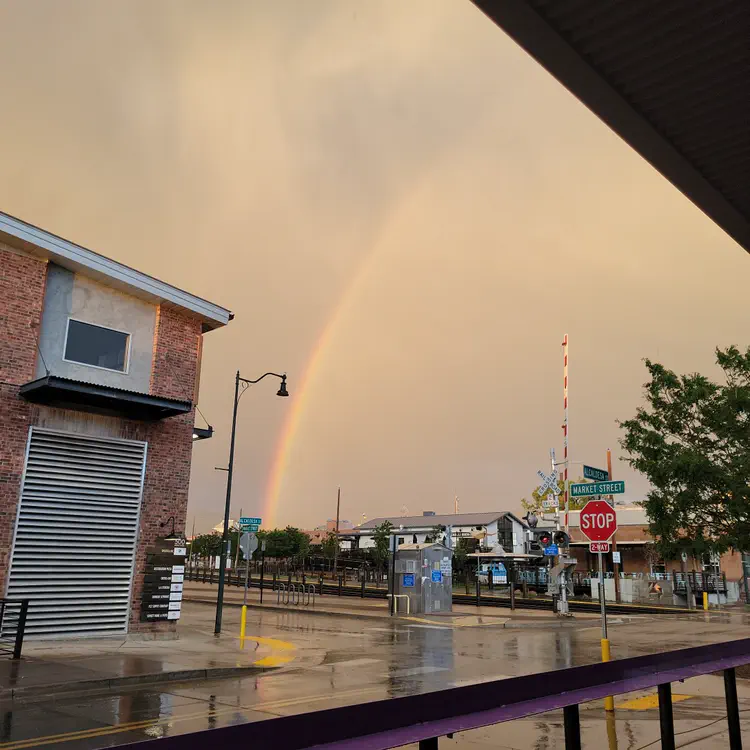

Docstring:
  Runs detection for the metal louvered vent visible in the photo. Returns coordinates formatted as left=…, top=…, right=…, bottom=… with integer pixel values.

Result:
left=7, top=428, right=146, bottom=636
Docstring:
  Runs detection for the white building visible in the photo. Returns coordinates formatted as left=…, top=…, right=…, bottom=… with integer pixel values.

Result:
left=350, top=511, right=528, bottom=555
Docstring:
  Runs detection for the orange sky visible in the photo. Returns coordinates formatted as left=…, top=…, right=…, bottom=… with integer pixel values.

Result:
left=0, top=0, right=746, bottom=533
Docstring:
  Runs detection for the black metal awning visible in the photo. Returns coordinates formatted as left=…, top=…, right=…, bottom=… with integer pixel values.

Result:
left=471, top=0, right=750, bottom=253
left=20, top=376, right=192, bottom=421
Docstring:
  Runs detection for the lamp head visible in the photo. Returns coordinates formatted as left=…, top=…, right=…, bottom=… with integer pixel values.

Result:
left=277, top=374, right=289, bottom=397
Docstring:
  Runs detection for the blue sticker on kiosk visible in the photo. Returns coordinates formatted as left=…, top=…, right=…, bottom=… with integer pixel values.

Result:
left=403, top=573, right=415, bottom=587
left=431, top=570, right=442, bottom=583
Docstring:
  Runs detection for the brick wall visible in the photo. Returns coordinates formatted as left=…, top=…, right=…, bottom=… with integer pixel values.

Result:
left=151, top=305, right=202, bottom=402
left=0, top=245, right=47, bottom=590
left=129, top=305, right=202, bottom=632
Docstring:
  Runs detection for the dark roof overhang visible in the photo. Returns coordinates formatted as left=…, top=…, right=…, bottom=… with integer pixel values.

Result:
left=19, top=376, right=192, bottom=421
left=471, top=0, right=750, bottom=253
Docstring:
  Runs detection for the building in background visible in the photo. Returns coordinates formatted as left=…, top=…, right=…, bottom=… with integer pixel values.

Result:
left=0, top=211, right=230, bottom=637
left=348, top=511, right=528, bottom=554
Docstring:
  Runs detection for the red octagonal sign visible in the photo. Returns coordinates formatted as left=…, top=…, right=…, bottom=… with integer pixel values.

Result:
left=579, top=500, right=618, bottom=542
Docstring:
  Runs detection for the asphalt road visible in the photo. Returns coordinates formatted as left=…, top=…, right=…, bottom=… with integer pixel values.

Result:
left=2, top=603, right=750, bottom=750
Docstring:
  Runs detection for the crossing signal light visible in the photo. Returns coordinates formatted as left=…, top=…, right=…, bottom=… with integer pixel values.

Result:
left=538, top=530, right=553, bottom=547
left=553, top=531, right=570, bottom=547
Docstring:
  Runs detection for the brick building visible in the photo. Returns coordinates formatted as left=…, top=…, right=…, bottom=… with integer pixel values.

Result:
left=0, top=211, right=230, bottom=636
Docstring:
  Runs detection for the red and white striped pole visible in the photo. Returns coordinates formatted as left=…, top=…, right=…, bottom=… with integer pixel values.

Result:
left=562, top=334, right=569, bottom=532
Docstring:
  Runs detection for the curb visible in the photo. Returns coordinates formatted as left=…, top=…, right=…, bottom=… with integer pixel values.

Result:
left=6, top=664, right=272, bottom=701
left=184, top=595, right=390, bottom=622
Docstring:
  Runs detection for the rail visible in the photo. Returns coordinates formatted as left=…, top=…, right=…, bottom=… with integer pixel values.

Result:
left=386, top=594, right=410, bottom=615
left=114, top=637, right=750, bottom=750
left=0, top=599, right=29, bottom=659
left=273, top=582, right=316, bottom=607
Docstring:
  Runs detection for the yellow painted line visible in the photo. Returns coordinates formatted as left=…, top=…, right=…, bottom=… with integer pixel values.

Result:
left=402, top=617, right=451, bottom=628
left=617, top=693, right=693, bottom=710
left=0, top=686, right=379, bottom=750
left=246, top=634, right=297, bottom=667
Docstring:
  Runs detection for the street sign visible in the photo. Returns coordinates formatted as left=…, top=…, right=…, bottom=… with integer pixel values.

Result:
left=536, top=469, right=560, bottom=497
left=589, top=541, right=610, bottom=553
left=403, top=573, right=415, bottom=587
left=612, top=551, right=621, bottom=564
left=579, top=500, right=618, bottom=542
left=583, top=465, right=609, bottom=482
left=542, top=498, right=559, bottom=510
left=239, top=517, right=262, bottom=525
left=239, top=532, right=258, bottom=559
left=240, top=523, right=260, bottom=532
left=543, top=544, right=559, bottom=556
left=570, top=480, right=625, bottom=498
left=431, top=570, right=442, bottom=583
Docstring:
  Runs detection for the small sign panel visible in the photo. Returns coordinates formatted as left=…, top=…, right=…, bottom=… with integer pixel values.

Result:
left=583, top=465, right=609, bottom=482
left=239, top=517, right=262, bottom=525
left=589, top=541, right=610, bottom=553
left=543, top=544, right=559, bottom=556
left=431, top=570, right=443, bottom=583
left=612, top=551, right=621, bottom=564
left=440, top=559, right=452, bottom=576
left=403, top=573, right=415, bottom=587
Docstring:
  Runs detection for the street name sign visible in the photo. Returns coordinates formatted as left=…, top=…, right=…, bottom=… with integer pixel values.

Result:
left=589, top=541, right=610, bottom=553
left=570, top=480, right=625, bottom=498
left=583, top=465, right=609, bottom=482
left=579, top=500, right=618, bottom=542
left=240, top=517, right=262, bottom=525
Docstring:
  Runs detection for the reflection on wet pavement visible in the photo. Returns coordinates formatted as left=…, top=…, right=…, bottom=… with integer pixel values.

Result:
left=2, top=604, right=749, bottom=749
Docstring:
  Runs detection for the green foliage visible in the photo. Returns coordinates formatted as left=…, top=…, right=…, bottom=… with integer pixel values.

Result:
left=521, top=478, right=587, bottom=514
left=372, top=520, right=394, bottom=569
left=619, top=347, right=750, bottom=558
left=321, top=531, right=339, bottom=560
left=189, top=533, right=222, bottom=557
left=424, top=525, right=446, bottom=544
left=256, top=526, right=310, bottom=558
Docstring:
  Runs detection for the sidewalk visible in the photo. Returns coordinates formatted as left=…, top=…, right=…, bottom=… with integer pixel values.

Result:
left=184, top=581, right=607, bottom=627
left=0, top=603, right=274, bottom=701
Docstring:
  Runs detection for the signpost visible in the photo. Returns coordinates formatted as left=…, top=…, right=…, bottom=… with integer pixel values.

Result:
left=536, top=469, right=560, bottom=498
left=583, top=465, right=609, bottom=482
left=579, top=499, right=619, bottom=711
left=570, top=480, right=625, bottom=498
left=140, top=537, right=186, bottom=622
left=238, top=531, right=259, bottom=644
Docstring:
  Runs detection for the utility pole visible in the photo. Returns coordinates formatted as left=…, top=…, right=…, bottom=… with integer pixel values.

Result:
left=333, top=487, right=341, bottom=574
left=607, top=449, right=621, bottom=604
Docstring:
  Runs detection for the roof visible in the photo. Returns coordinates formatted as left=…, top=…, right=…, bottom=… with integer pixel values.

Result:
left=357, top=512, right=521, bottom=530
left=397, top=543, right=449, bottom=551
left=0, top=211, right=231, bottom=331
left=471, top=0, right=750, bottom=253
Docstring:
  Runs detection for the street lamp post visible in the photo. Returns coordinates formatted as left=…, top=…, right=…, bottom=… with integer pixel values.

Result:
left=214, top=370, right=288, bottom=635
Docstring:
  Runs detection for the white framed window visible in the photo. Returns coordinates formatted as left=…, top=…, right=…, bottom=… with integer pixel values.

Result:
left=63, top=318, right=131, bottom=373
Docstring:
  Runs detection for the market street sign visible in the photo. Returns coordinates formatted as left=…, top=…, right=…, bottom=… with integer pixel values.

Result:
left=583, top=465, right=609, bottom=482
left=570, top=480, right=625, bottom=498
left=240, top=523, right=260, bottom=532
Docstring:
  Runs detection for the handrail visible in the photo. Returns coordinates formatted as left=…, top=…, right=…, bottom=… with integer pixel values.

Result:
left=110, top=637, right=750, bottom=750
left=386, top=594, right=410, bottom=615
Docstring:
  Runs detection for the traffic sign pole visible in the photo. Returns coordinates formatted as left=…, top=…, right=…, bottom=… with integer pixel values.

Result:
left=607, top=449, right=621, bottom=604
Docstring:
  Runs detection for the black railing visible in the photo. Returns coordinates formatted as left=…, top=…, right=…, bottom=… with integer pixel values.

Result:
left=0, top=599, right=29, bottom=659
left=114, top=637, right=750, bottom=750
left=183, top=565, right=684, bottom=615
left=673, top=571, right=727, bottom=594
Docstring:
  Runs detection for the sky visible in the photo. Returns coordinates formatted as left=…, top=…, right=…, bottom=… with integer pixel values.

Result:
left=0, top=0, right=747, bottom=534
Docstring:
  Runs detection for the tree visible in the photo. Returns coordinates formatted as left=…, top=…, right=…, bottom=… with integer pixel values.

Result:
left=371, top=521, right=394, bottom=575
left=257, top=527, right=311, bottom=558
left=424, top=525, right=446, bottom=544
left=321, top=531, right=339, bottom=562
left=619, top=347, right=750, bottom=559
left=190, top=533, right=222, bottom=558
left=521, top=478, right=587, bottom=515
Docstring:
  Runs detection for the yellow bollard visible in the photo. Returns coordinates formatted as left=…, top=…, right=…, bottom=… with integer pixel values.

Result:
left=703, top=591, right=709, bottom=611
left=240, top=604, right=247, bottom=649
left=602, top=638, right=615, bottom=712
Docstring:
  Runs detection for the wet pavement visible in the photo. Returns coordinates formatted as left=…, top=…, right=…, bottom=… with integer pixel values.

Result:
left=1, top=602, right=749, bottom=749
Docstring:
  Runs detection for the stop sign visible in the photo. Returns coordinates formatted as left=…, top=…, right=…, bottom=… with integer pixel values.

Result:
left=579, top=500, right=618, bottom=542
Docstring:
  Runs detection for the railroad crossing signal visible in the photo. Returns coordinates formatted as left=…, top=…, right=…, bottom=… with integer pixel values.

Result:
left=536, top=469, right=560, bottom=497
left=579, top=500, right=618, bottom=542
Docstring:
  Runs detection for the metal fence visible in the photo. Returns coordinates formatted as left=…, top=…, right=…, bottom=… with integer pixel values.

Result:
left=673, top=571, right=727, bottom=594
left=113, top=637, right=750, bottom=750
left=0, top=599, right=29, bottom=659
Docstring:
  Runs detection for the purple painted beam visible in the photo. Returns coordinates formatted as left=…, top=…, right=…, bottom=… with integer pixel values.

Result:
left=117, top=637, right=750, bottom=750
